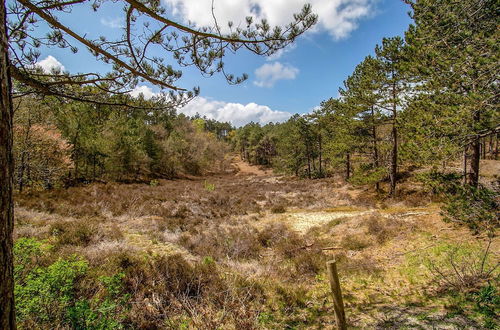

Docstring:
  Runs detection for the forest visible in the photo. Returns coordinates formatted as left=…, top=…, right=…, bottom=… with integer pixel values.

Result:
left=0, top=0, right=499, bottom=329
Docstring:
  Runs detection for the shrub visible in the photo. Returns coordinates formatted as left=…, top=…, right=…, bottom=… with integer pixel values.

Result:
left=203, top=180, right=215, bottom=192
left=416, top=170, right=462, bottom=195
left=271, top=204, right=286, bottom=214
left=179, top=225, right=262, bottom=260
left=68, top=272, right=130, bottom=329
left=422, top=243, right=498, bottom=292
left=15, top=255, right=88, bottom=325
left=14, top=238, right=45, bottom=282
left=472, top=283, right=499, bottom=328
left=442, top=184, right=499, bottom=235
left=50, top=219, right=98, bottom=247
left=341, top=234, right=371, bottom=250
left=349, top=164, right=386, bottom=187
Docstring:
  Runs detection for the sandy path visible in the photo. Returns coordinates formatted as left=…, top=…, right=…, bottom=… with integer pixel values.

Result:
left=232, top=156, right=272, bottom=176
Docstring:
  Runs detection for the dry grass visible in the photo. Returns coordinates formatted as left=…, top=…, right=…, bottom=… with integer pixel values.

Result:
left=12, top=165, right=499, bottom=329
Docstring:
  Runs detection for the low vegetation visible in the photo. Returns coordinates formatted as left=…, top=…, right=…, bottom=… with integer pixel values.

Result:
left=13, top=167, right=499, bottom=328
left=4, top=0, right=499, bottom=328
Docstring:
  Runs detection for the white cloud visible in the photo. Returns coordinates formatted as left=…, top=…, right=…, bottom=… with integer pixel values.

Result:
left=266, top=43, right=297, bottom=61
left=179, top=96, right=291, bottom=127
left=100, top=17, right=123, bottom=29
left=129, top=85, right=158, bottom=99
left=36, top=55, right=65, bottom=73
left=163, top=0, right=376, bottom=40
left=254, top=62, right=299, bottom=88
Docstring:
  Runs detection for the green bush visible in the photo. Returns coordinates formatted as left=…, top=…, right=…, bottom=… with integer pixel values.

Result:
left=15, top=255, right=88, bottom=325
left=442, top=184, right=499, bottom=235
left=13, top=237, right=45, bottom=282
left=67, top=273, right=129, bottom=329
left=416, top=170, right=462, bottom=195
left=472, top=283, right=500, bottom=328
left=14, top=238, right=130, bottom=329
left=349, top=164, right=386, bottom=187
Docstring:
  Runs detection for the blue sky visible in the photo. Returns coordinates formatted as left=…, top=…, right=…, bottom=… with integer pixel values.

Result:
left=32, top=0, right=413, bottom=126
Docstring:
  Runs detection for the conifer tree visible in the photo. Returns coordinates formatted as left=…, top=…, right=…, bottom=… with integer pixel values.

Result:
left=405, top=0, right=499, bottom=186
left=374, top=36, right=409, bottom=196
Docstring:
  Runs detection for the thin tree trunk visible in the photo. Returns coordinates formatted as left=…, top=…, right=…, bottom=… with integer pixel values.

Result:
left=389, top=82, right=398, bottom=197
left=0, top=0, right=16, bottom=326
left=469, top=112, right=481, bottom=187
left=346, top=152, right=351, bottom=180
left=307, top=144, right=311, bottom=179
left=495, top=133, right=499, bottom=160
left=18, top=152, right=25, bottom=192
left=482, top=138, right=486, bottom=159
left=470, top=137, right=480, bottom=187
left=488, top=135, right=493, bottom=159
left=463, top=148, right=468, bottom=186
left=371, top=106, right=380, bottom=192
left=318, top=133, right=323, bottom=177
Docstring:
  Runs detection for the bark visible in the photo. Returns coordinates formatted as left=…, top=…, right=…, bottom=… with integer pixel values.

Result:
left=371, top=106, right=380, bottom=191
left=0, top=0, right=16, bottom=327
left=469, top=111, right=481, bottom=187
left=318, top=133, right=323, bottom=178
left=389, top=81, right=398, bottom=197
left=495, top=133, right=499, bottom=160
left=463, top=148, right=468, bottom=186
left=306, top=144, right=311, bottom=179
left=346, top=152, right=351, bottom=180
left=470, top=137, right=480, bottom=187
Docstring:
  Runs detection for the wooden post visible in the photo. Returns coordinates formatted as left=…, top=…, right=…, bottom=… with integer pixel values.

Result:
left=327, top=260, right=347, bottom=330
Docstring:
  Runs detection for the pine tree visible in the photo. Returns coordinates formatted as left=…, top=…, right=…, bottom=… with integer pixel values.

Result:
left=405, top=0, right=499, bottom=186
left=374, top=37, right=409, bottom=196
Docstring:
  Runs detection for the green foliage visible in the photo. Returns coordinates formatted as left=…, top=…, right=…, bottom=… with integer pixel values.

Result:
left=13, top=96, right=230, bottom=187
left=203, top=180, right=215, bottom=192
left=14, top=239, right=130, bottom=329
left=349, top=164, right=386, bottom=187
left=15, top=255, right=88, bottom=324
left=442, top=185, right=499, bottom=234
left=472, top=283, right=500, bottom=328
left=13, top=238, right=45, bottom=282
left=416, top=170, right=462, bottom=195
left=67, top=273, right=129, bottom=329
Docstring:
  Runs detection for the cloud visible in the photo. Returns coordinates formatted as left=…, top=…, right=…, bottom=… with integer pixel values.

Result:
left=36, top=55, right=65, bottom=73
left=100, top=17, right=123, bottom=29
left=266, top=43, right=297, bottom=61
left=163, top=0, right=377, bottom=40
left=254, top=62, right=299, bottom=88
left=179, top=96, right=291, bottom=127
left=129, top=85, right=158, bottom=99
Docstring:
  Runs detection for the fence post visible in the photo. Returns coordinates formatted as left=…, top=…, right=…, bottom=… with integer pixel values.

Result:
left=327, top=260, right=347, bottom=330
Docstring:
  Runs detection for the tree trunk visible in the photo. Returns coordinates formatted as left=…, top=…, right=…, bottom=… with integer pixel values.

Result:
left=306, top=143, right=311, bottom=179
left=495, top=133, right=499, bottom=160
left=0, top=0, right=16, bottom=327
left=482, top=138, right=486, bottom=159
left=470, top=137, right=480, bottom=187
left=345, top=152, right=351, bottom=181
left=469, top=111, right=481, bottom=187
left=389, top=83, right=398, bottom=197
left=18, top=152, right=25, bottom=192
left=318, top=133, right=323, bottom=178
left=371, top=106, right=380, bottom=192
left=463, top=147, right=468, bottom=186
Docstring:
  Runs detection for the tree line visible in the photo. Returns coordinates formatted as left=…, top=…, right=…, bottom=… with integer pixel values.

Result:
left=13, top=92, right=234, bottom=190
left=232, top=0, right=499, bottom=196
